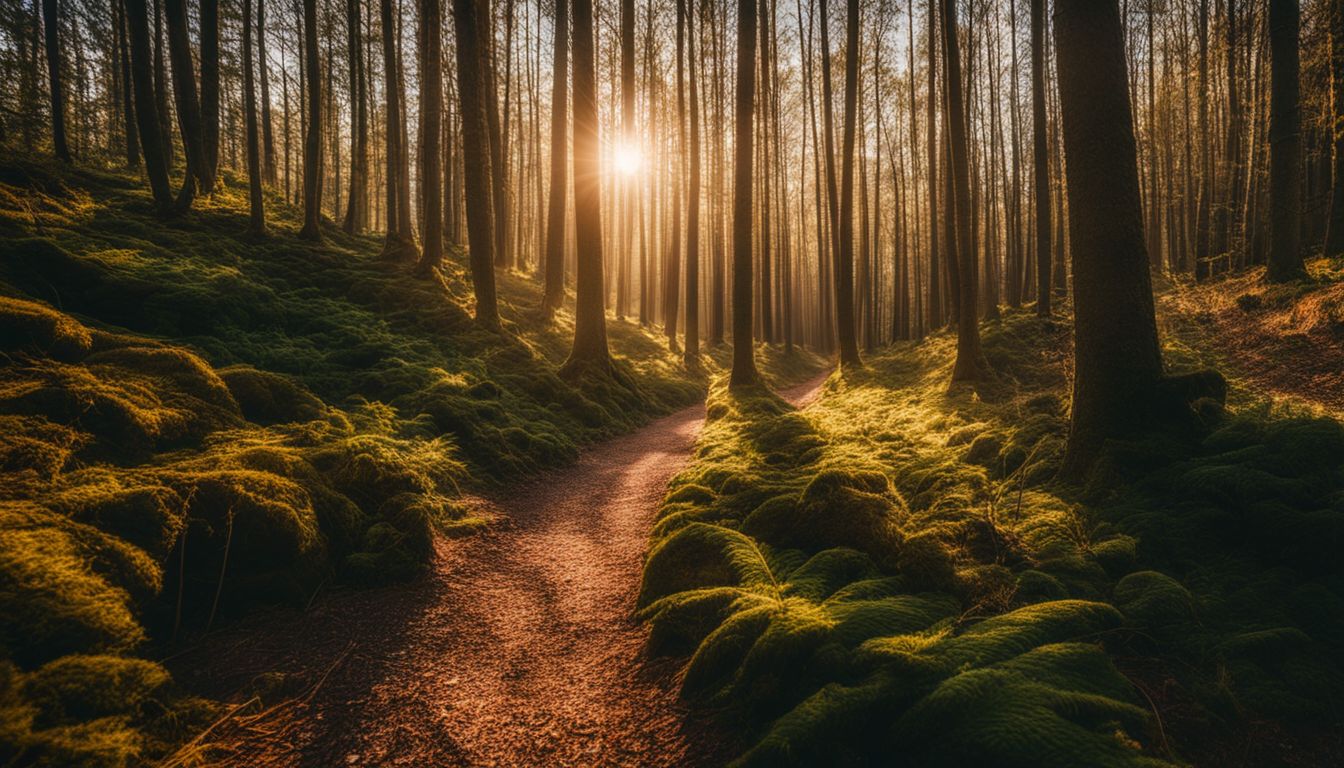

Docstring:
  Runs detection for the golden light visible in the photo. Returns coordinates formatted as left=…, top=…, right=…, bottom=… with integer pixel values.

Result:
left=614, top=144, right=643, bottom=177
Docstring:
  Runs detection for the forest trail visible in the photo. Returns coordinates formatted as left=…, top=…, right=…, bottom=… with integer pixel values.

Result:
left=168, top=373, right=828, bottom=768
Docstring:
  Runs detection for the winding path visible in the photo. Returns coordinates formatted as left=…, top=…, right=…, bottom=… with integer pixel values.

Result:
left=169, top=374, right=826, bottom=767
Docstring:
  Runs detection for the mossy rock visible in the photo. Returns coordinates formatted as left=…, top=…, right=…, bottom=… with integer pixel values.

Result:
left=0, top=503, right=144, bottom=666
left=23, top=655, right=169, bottom=727
left=1113, top=571, right=1196, bottom=634
left=218, top=365, right=326, bottom=425
left=0, top=297, right=92, bottom=362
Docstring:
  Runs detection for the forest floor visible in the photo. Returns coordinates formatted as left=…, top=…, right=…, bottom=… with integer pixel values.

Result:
left=164, top=374, right=827, bottom=767
left=1157, top=259, right=1344, bottom=417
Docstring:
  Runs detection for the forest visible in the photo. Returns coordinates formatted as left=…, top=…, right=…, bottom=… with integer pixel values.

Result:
left=1, top=0, right=1343, bottom=763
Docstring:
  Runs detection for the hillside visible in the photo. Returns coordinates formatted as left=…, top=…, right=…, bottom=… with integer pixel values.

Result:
left=0, top=161, right=819, bottom=765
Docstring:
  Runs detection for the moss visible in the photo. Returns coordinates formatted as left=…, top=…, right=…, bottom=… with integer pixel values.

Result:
left=0, top=296, right=93, bottom=361
left=0, top=503, right=145, bottom=666
left=218, top=365, right=326, bottom=425
left=23, top=655, right=170, bottom=726
left=1113, top=571, right=1196, bottom=635
left=643, top=306, right=1344, bottom=765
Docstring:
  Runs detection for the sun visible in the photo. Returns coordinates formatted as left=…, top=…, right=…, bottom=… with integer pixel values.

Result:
left=614, top=144, right=642, bottom=176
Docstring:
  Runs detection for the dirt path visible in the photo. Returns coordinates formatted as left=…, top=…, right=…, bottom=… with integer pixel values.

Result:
left=168, top=374, right=827, bottom=768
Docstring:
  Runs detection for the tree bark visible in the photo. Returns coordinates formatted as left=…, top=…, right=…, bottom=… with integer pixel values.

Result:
left=729, top=0, right=758, bottom=387
left=1055, top=0, right=1218, bottom=478
left=1267, top=0, right=1304, bottom=281
left=117, top=0, right=140, bottom=168
left=164, top=0, right=206, bottom=210
left=200, top=0, right=219, bottom=192
left=41, top=0, right=69, bottom=160
left=1324, top=0, right=1344, bottom=255
left=259, top=0, right=276, bottom=184
left=124, top=0, right=172, bottom=211
left=942, top=0, right=982, bottom=383
left=243, top=0, right=265, bottom=234
left=926, top=0, right=941, bottom=329
left=452, top=0, right=501, bottom=327
left=343, top=0, right=368, bottom=233
left=560, top=0, right=612, bottom=373
left=1031, top=0, right=1050, bottom=316
left=298, top=0, right=322, bottom=239
left=684, top=0, right=701, bottom=364
left=542, top=0, right=568, bottom=312
left=831, top=0, right=861, bottom=368
left=417, top=0, right=444, bottom=270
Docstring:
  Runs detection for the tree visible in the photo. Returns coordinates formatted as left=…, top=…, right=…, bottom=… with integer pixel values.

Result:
left=342, top=0, right=368, bottom=233
left=297, top=0, right=322, bottom=240
left=243, top=0, right=265, bottom=234
left=41, top=0, right=69, bottom=161
left=942, top=0, right=983, bottom=383
left=259, top=0, right=277, bottom=184
left=116, top=0, right=140, bottom=168
left=1031, top=0, right=1050, bottom=316
left=1266, top=0, right=1304, bottom=282
left=452, top=0, right=500, bottom=328
left=1055, top=0, right=1222, bottom=477
left=380, top=0, right=416, bottom=254
left=684, top=0, right=702, bottom=365
left=164, top=0, right=207, bottom=210
left=124, top=0, right=172, bottom=212
left=926, top=0, right=941, bottom=330
left=832, top=0, right=861, bottom=368
left=1326, top=0, right=1344, bottom=256
left=417, top=0, right=444, bottom=271
left=729, top=0, right=758, bottom=387
left=200, top=0, right=219, bottom=192
left=560, top=0, right=612, bottom=374
left=542, top=0, right=568, bottom=314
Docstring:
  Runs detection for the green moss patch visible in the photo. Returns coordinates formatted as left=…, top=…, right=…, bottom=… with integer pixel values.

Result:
left=643, top=310, right=1344, bottom=765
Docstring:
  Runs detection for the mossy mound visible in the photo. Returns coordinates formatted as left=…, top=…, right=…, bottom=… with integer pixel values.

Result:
left=643, top=309, right=1344, bottom=765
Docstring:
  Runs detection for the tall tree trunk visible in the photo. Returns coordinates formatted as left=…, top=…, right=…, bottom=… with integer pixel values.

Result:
left=259, top=0, right=276, bottom=183
left=453, top=0, right=501, bottom=327
left=943, top=0, right=982, bottom=382
left=926, top=0, right=941, bottom=329
left=616, top=0, right=633, bottom=319
left=665, top=0, right=684, bottom=351
left=561, top=0, right=611, bottom=373
left=1194, top=0, right=1211, bottom=279
left=199, top=0, right=219, bottom=192
left=729, top=0, right=758, bottom=387
left=380, top=0, right=415, bottom=253
left=1032, top=0, right=1050, bottom=316
left=124, top=0, right=172, bottom=211
left=684, top=0, right=701, bottom=364
left=1267, top=0, right=1304, bottom=281
left=833, top=0, right=861, bottom=368
left=298, top=0, right=322, bottom=239
left=1325, top=0, right=1344, bottom=255
left=42, top=0, right=69, bottom=160
left=343, top=0, right=367, bottom=233
left=417, top=0, right=444, bottom=270
left=164, top=0, right=206, bottom=210
left=485, top=0, right=509, bottom=270
left=543, top=0, right=568, bottom=312
left=1056, top=0, right=1218, bottom=478
left=117, top=0, right=140, bottom=168
left=153, top=0, right=172, bottom=169
left=243, top=0, right=264, bottom=234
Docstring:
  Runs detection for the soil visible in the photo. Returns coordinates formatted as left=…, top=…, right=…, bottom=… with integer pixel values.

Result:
left=166, top=374, right=828, bottom=768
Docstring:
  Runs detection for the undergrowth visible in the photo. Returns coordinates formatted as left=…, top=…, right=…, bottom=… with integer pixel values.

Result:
left=0, top=160, right=821, bottom=766
left=641, top=309, right=1344, bottom=766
